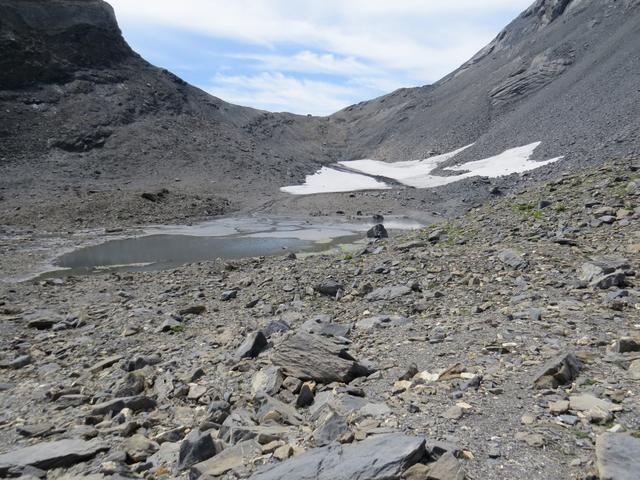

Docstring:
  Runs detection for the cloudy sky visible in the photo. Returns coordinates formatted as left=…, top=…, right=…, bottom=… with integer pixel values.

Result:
left=108, top=0, right=532, bottom=115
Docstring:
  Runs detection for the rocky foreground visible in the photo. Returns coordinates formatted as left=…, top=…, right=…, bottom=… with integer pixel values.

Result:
left=1, top=158, right=639, bottom=479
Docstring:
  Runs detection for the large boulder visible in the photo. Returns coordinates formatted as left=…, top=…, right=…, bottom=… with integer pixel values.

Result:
left=596, top=433, right=640, bottom=480
left=0, top=439, right=109, bottom=476
left=270, top=332, right=373, bottom=383
left=249, top=433, right=427, bottom=480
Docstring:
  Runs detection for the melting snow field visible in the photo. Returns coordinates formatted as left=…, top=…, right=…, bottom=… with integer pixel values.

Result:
left=280, top=166, right=391, bottom=195
left=281, top=142, right=563, bottom=194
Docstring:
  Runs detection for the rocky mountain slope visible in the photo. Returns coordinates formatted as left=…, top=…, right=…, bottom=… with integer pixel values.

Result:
left=1, top=0, right=639, bottom=229
left=333, top=0, right=640, bottom=165
left=0, top=0, right=334, bottom=228
left=1, top=153, right=638, bottom=479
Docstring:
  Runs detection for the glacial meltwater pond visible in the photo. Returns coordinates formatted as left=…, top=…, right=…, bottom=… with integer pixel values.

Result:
left=45, top=216, right=424, bottom=277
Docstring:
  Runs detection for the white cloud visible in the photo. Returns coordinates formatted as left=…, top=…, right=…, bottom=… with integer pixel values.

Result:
left=109, top=0, right=531, bottom=76
left=230, top=51, right=378, bottom=77
left=107, top=0, right=533, bottom=113
left=208, top=72, right=360, bottom=115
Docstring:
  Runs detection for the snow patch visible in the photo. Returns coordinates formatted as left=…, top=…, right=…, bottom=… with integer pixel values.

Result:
left=280, top=166, right=391, bottom=195
left=281, top=142, right=563, bottom=195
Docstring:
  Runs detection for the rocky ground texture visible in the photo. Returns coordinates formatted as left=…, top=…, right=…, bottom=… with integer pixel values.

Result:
left=1, top=158, right=640, bottom=479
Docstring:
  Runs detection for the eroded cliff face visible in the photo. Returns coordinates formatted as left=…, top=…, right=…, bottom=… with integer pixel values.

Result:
left=0, top=0, right=134, bottom=89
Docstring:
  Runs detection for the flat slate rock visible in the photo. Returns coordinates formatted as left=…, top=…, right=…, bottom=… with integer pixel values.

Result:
left=356, top=315, right=409, bottom=330
left=90, top=395, right=156, bottom=415
left=0, top=439, right=109, bottom=476
left=365, top=285, right=412, bottom=302
left=249, top=433, right=426, bottom=480
left=191, top=439, right=262, bottom=478
left=270, top=331, right=373, bottom=383
left=596, top=433, right=640, bottom=480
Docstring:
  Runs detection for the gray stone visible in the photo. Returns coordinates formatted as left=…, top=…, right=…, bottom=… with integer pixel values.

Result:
left=219, top=410, right=291, bottom=444
left=313, top=411, right=348, bottom=447
left=123, top=354, right=160, bottom=372
left=251, top=366, right=283, bottom=396
left=426, top=452, right=465, bottom=480
left=309, top=391, right=391, bottom=418
left=221, top=290, right=237, bottom=301
left=114, top=372, right=146, bottom=397
left=256, top=394, right=303, bottom=425
left=301, top=315, right=350, bottom=338
left=580, top=257, right=630, bottom=283
left=0, top=354, right=31, bottom=369
left=569, top=394, right=616, bottom=413
left=262, top=319, right=290, bottom=338
left=270, top=332, right=373, bottom=383
left=367, top=224, right=388, bottom=239
left=124, top=434, right=159, bottom=463
left=296, top=383, right=314, bottom=408
left=314, top=281, right=343, bottom=298
left=365, top=285, right=412, bottom=302
left=0, top=439, right=109, bottom=476
left=592, top=272, right=627, bottom=289
left=596, top=433, right=640, bottom=480
left=356, top=315, right=410, bottom=330
left=178, top=305, right=206, bottom=315
left=235, top=331, right=268, bottom=360
left=497, top=249, right=528, bottom=269
left=396, top=240, right=427, bottom=251
left=249, top=433, right=426, bottom=480
left=628, top=359, right=640, bottom=380
left=89, top=355, right=123, bottom=373
left=157, top=317, right=182, bottom=333
left=177, top=429, right=220, bottom=470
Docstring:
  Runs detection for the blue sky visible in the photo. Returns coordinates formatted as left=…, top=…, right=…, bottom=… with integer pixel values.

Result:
left=108, top=0, right=532, bottom=115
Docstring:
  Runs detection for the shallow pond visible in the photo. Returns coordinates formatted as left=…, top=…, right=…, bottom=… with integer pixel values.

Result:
left=48, top=216, right=423, bottom=276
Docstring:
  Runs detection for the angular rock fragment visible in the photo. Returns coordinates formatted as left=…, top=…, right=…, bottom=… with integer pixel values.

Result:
left=497, top=249, right=528, bottom=269
left=426, top=451, right=465, bottom=480
left=580, top=257, right=631, bottom=289
left=177, top=429, right=220, bottom=470
left=314, top=281, right=343, bottom=298
left=178, top=305, right=206, bottom=315
left=235, top=331, right=268, bottom=360
left=270, top=332, right=373, bottom=383
left=249, top=433, right=427, bottom=480
left=88, top=355, right=123, bottom=373
left=579, top=257, right=631, bottom=283
left=191, top=439, right=262, bottom=478
left=90, top=395, right=156, bottom=415
left=124, top=434, right=159, bottom=463
left=533, top=352, right=582, bottom=389
left=313, top=411, right=348, bottom=447
left=251, top=366, right=283, bottom=396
